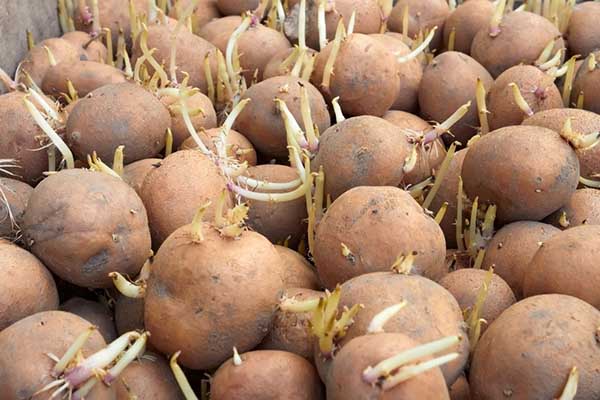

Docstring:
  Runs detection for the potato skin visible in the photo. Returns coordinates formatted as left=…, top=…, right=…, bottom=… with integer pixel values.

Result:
left=439, top=269, right=516, bottom=333
left=179, top=128, right=257, bottom=166
left=523, top=225, right=600, bottom=308
left=567, top=2, right=600, bottom=58
left=275, top=246, right=321, bottom=290
left=312, top=117, right=412, bottom=199
left=60, top=297, right=117, bottom=342
left=314, top=186, right=446, bottom=288
left=122, top=158, right=162, bottom=197
left=23, top=169, right=151, bottom=288
left=545, top=188, right=600, bottom=229
left=443, top=0, right=494, bottom=54
left=470, top=294, right=600, bottom=399
left=482, top=221, right=559, bottom=299
left=140, top=150, right=231, bottom=247
left=327, top=333, right=450, bottom=400
left=42, top=61, right=126, bottom=99
left=0, top=178, right=33, bottom=240
left=449, top=374, right=471, bottom=400
left=0, top=242, right=58, bottom=331
left=388, top=0, right=450, bottom=51
left=114, top=295, right=145, bottom=335
left=145, top=224, right=284, bottom=370
left=160, top=91, right=217, bottom=149
left=66, top=83, right=169, bottom=163
left=263, top=47, right=318, bottom=80
left=419, top=51, right=493, bottom=145
left=168, top=0, right=221, bottom=34
left=0, top=310, right=115, bottom=400
left=115, top=354, right=183, bottom=400
left=461, top=125, right=579, bottom=223
left=212, top=350, right=324, bottom=400
left=61, top=31, right=107, bottom=63
left=215, top=0, right=258, bottom=16
left=234, top=76, right=330, bottom=158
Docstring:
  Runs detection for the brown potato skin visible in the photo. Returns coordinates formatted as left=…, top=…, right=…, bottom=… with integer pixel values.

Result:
left=312, top=117, right=412, bottom=199
left=567, top=2, right=600, bottom=58
left=523, top=225, right=600, bottom=308
left=242, top=165, right=307, bottom=247
left=169, top=0, right=221, bottom=34
left=179, top=128, right=257, bottom=165
left=115, top=354, right=183, bottom=400
left=443, top=0, right=494, bottom=54
left=114, top=295, right=145, bottom=335
left=0, top=178, right=33, bottom=240
left=571, top=56, right=600, bottom=114
left=23, top=169, right=151, bottom=288
left=336, top=273, right=469, bottom=385
left=388, top=0, right=450, bottom=51
left=327, top=333, right=450, bottom=400
left=215, top=0, right=258, bottom=16
left=471, top=11, right=565, bottom=78
left=145, top=224, right=284, bottom=370
left=161, top=91, right=217, bottom=149
left=545, top=188, right=600, bottom=229
left=449, top=375, right=471, bottom=400
left=140, top=150, right=231, bottom=247
left=122, top=158, right=162, bottom=197
left=461, top=125, right=579, bottom=223
left=523, top=108, right=600, bottom=179
left=259, top=288, right=322, bottom=359
left=42, top=61, right=126, bottom=99
left=60, top=297, right=117, bottom=342
left=212, top=350, right=324, bottom=400
left=234, top=76, right=330, bottom=158
left=263, top=47, right=319, bottom=80
left=0, top=310, right=115, bottom=400
left=419, top=51, right=494, bottom=145
left=61, top=31, right=107, bottom=63
left=275, top=245, right=321, bottom=290
left=0, top=92, right=49, bottom=185
left=66, top=83, right=169, bottom=163
left=198, top=15, right=243, bottom=41
left=469, top=294, right=600, bottom=399
left=439, top=269, right=516, bottom=333
left=488, top=66, right=563, bottom=130
left=311, top=34, right=400, bottom=117
left=314, top=186, right=446, bottom=288
left=482, top=221, right=559, bottom=299
left=0, top=242, right=58, bottom=331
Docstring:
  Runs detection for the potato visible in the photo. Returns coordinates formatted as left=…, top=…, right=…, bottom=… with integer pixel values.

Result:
left=169, top=0, right=221, bottom=34
left=145, top=221, right=284, bottom=370
left=0, top=242, right=58, bottom=331
left=242, top=165, right=307, bottom=246
left=140, top=150, right=231, bottom=246
left=233, top=76, right=330, bottom=158
left=370, top=34, right=423, bottom=113
left=311, top=34, right=401, bottom=117
left=0, top=177, right=33, bottom=240
left=114, top=295, right=145, bottom=335
left=23, top=169, right=151, bottom=288
left=259, top=288, right=322, bottom=359
left=180, top=128, right=257, bottom=166
left=419, top=51, right=493, bottom=144
left=312, top=117, right=412, bottom=199
left=212, top=350, right=324, bottom=400
left=336, top=272, right=469, bottom=385
left=327, top=333, right=450, bottom=400
left=215, top=0, right=258, bottom=16
left=570, top=52, right=600, bottom=114
left=17, top=38, right=84, bottom=87
left=470, top=294, right=600, bottom=399
left=61, top=31, right=108, bottom=63
left=523, top=225, right=600, bottom=308
left=66, top=83, right=169, bottom=163
left=443, top=0, right=494, bottom=54
left=275, top=245, right=321, bottom=290
left=122, top=158, right=162, bottom=196
left=60, top=297, right=117, bottom=342
left=388, top=0, right=450, bottom=51
left=471, top=11, right=565, bottom=78
left=482, top=221, right=559, bottom=299
left=439, top=269, right=516, bottom=333
left=567, top=2, right=600, bottom=58
left=487, top=66, right=563, bottom=130
left=161, top=91, right=217, bottom=149
left=0, top=91, right=50, bottom=185
left=0, top=310, right=114, bottom=400
left=314, top=186, right=446, bottom=289
left=545, top=188, right=600, bottom=229
left=115, top=354, right=183, bottom=400
left=263, top=47, right=318, bottom=80
left=198, top=15, right=243, bottom=41
left=449, top=374, right=471, bottom=400
left=461, top=125, right=579, bottom=223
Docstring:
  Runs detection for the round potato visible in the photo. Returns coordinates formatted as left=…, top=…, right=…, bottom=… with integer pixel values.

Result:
left=122, top=158, right=162, bottom=196
left=567, top=2, right=600, bottom=58
left=388, top=0, right=450, bottom=52
left=443, top=0, right=494, bottom=54
left=60, top=297, right=117, bottom=342
left=275, top=245, right=321, bottom=290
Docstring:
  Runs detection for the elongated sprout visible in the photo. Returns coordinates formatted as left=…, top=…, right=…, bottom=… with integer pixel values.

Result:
left=109, top=272, right=146, bottom=298
left=535, top=39, right=556, bottom=66
left=379, top=0, right=393, bottom=33
left=558, top=366, right=579, bottom=400
left=367, top=301, right=408, bottom=334
left=560, top=117, right=600, bottom=150
left=422, top=142, right=457, bottom=210
left=476, top=79, right=489, bottom=135
left=456, top=177, right=465, bottom=251
left=171, top=351, right=199, bottom=400
left=562, top=56, right=577, bottom=106
left=322, top=20, right=346, bottom=91
left=489, top=0, right=507, bottom=37
left=447, top=27, right=456, bottom=51
left=435, top=202, right=448, bottom=224
left=318, top=0, right=327, bottom=50
left=397, top=27, right=437, bottom=63
left=332, top=97, right=345, bottom=123
left=465, top=267, right=493, bottom=351
left=226, top=15, right=251, bottom=96
left=509, top=83, right=534, bottom=116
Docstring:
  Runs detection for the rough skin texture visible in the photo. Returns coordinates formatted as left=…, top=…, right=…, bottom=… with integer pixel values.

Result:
left=388, top=0, right=450, bottom=51
left=114, top=354, right=183, bottom=400
left=443, top=0, right=494, bottom=54
left=60, top=297, right=117, bottom=342
left=545, top=188, right=600, bottom=229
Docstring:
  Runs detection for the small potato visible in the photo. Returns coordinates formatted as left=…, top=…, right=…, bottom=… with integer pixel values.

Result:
left=314, top=186, right=446, bottom=288
left=212, top=350, right=324, bottom=400
left=161, top=91, right=217, bottom=149
left=169, top=0, right=221, bottom=33
left=42, top=60, right=126, bottom=99
left=275, top=245, right=321, bottom=290
left=523, top=225, right=600, bottom=308
left=0, top=242, right=58, bottom=331
left=545, top=188, right=600, bottom=229
left=482, top=221, right=559, bottom=299
left=470, top=294, right=600, bottom=399
left=179, top=128, right=257, bottom=166
left=0, top=177, right=33, bottom=240
left=443, top=0, right=494, bottom=54
left=122, top=158, right=162, bottom=196
left=115, top=354, right=183, bottom=400
left=567, top=2, right=600, bottom=58
left=23, top=169, right=152, bottom=288
left=66, top=83, right=169, bottom=163
left=388, top=0, right=450, bottom=51
left=461, top=125, right=579, bottom=223
left=60, top=297, right=117, bottom=342
left=439, top=269, right=516, bottom=333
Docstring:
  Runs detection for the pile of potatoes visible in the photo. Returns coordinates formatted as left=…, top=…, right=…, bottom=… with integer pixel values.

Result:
left=2, top=0, right=600, bottom=398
